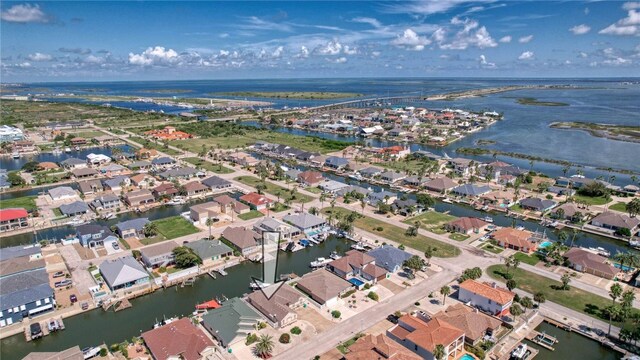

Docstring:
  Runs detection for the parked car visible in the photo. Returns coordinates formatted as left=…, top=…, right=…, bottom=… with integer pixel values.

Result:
left=387, top=314, right=399, bottom=324
left=55, top=279, right=72, bottom=288
left=53, top=271, right=65, bottom=278
left=70, top=294, right=78, bottom=303
left=81, top=302, right=89, bottom=310
left=111, top=242, right=119, bottom=250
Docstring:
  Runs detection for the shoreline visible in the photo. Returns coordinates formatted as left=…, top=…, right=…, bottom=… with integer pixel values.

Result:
left=550, top=121, right=640, bottom=144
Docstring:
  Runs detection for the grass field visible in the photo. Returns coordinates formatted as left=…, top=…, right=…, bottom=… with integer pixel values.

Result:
left=481, top=243, right=504, bottom=254
left=235, top=176, right=314, bottom=203
left=52, top=208, right=63, bottom=217
left=571, top=194, right=612, bottom=206
left=449, top=233, right=470, bottom=241
left=238, top=210, right=264, bottom=221
left=0, top=196, right=37, bottom=211
left=405, top=211, right=457, bottom=231
left=513, top=252, right=543, bottom=266
left=152, top=216, right=199, bottom=240
left=128, top=135, right=183, bottom=156
left=323, top=207, right=460, bottom=258
left=182, top=157, right=234, bottom=174
left=271, top=202, right=291, bottom=212
left=303, top=186, right=323, bottom=194
left=609, top=202, right=627, bottom=213
left=487, top=265, right=638, bottom=326
left=71, top=130, right=107, bottom=139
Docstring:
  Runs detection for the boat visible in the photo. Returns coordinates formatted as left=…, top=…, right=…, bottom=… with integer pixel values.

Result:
left=442, top=198, right=453, bottom=204
left=482, top=216, right=494, bottom=223
left=47, top=319, right=60, bottom=332
left=299, top=239, right=311, bottom=247
left=515, top=225, right=525, bottom=231
left=167, top=196, right=186, bottom=205
left=153, top=316, right=178, bottom=329
left=11, top=152, right=20, bottom=159
left=52, top=148, right=63, bottom=155
left=285, top=242, right=296, bottom=252
left=310, top=257, right=331, bottom=268
left=195, top=298, right=221, bottom=310
left=68, top=216, right=87, bottom=226
left=351, top=242, right=366, bottom=251
left=101, top=212, right=116, bottom=220
left=250, top=282, right=271, bottom=290
left=308, top=237, right=320, bottom=245
left=511, top=344, right=527, bottom=359
left=74, top=146, right=80, bottom=151
left=329, top=251, right=341, bottom=260
left=588, top=247, right=611, bottom=257
left=64, top=147, right=71, bottom=153
left=349, top=174, right=363, bottom=181
left=481, top=205, right=489, bottom=211
left=82, top=347, right=101, bottom=360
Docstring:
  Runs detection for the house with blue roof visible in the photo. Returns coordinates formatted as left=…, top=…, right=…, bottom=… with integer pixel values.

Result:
left=324, top=156, right=349, bottom=170
left=367, top=245, right=414, bottom=273
left=451, top=184, right=491, bottom=197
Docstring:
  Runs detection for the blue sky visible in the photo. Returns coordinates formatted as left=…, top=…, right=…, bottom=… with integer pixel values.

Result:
left=1, top=1, right=640, bottom=81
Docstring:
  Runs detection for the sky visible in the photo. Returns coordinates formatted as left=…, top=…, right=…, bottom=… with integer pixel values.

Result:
left=1, top=1, right=640, bottom=82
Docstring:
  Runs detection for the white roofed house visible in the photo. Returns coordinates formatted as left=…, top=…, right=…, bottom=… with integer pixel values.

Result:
left=283, top=212, right=327, bottom=236
left=48, top=186, right=78, bottom=202
left=140, top=241, right=179, bottom=268
left=86, top=153, right=111, bottom=166
left=99, top=256, right=150, bottom=292
left=253, top=217, right=294, bottom=241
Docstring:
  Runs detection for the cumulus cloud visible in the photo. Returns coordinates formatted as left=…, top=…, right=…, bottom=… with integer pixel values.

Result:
left=599, top=8, right=640, bottom=36
left=438, top=17, right=497, bottom=50
left=479, top=54, right=496, bottom=68
left=499, top=35, right=512, bottom=43
left=518, top=51, right=535, bottom=60
left=603, top=57, right=632, bottom=65
left=327, top=57, right=347, bottom=64
left=314, top=39, right=343, bottom=55
left=272, top=46, right=284, bottom=58
left=297, top=46, right=309, bottom=58
left=27, top=52, right=52, bottom=61
left=519, top=35, right=534, bottom=43
left=569, top=24, right=591, bottom=35
left=128, top=46, right=178, bottom=66
left=623, top=2, right=640, bottom=10
left=1, top=4, right=49, bottom=23
left=386, top=0, right=480, bottom=15
left=391, top=29, right=431, bottom=50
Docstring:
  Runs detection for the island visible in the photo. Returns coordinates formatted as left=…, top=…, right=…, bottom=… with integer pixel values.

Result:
left=550, top=121, right=640, bottom=143
left=517, top=97, right=569, bottom=106
left=213, top=91, right=363, bottom=99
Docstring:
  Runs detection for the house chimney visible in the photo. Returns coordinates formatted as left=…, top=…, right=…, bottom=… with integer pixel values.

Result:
left=492, top=282, right=497, bottom=288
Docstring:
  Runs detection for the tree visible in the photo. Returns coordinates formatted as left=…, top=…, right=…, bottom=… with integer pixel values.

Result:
left=360, top=198, right=366, bottom=214
left=279, top=333, right=290, bottom=344
left=143, top=222, right=158, bottom=237
left=520, top=296, right=534, bottom=323
left=510, top=303, right=524, bottom=321
left=533, top=292, right=546, bottom=306
left=459, top=267, right=483, bottom=282
left=405, top=223, right=419, bottom=237
left=560, top=273, right=571, bottom=290
left=21, top=161, right=39, bottom=173
left=424, top=246, right=437, bottom=266
left=506, top=279, right=517, bottom=291
left=172, top=246, right=202, bottom=268
left=403, top=255, right=424, bottom=273
left=308, top=206, right=319, bottom=215
left=440, top=285, right=451, bottom=305
left=621, top=289, right=636, bottom=318
left=609, top=283, right=623, bottom=305
left=254, top=334, right=275, bottom=359
left=557, top=231, right=568, bottom=246
left=626, top=198, right=640, bottom=218
left=433, top=344, right=446, bottom=360
left=319, top=193, right=327, bottom=208
left=604, top=305, right=622, bottom=337
left=205, top=217, right=214, bottom=239
left=331, top=310, right=341, bottom=319
left=255, top=183, right=267, bottom=195
left=504, top=255, right=520, bottom=276
left=7, top=172, right=25, bottom=186
left=416, top=193, right=436, bottom=208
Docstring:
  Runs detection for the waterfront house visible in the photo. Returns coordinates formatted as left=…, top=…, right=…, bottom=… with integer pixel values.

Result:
left=380, top=171, right=406, bottom=184
left=213, top=195, right=249, bottom=215
left=563, top=248, right=618, bottom=279
left=99, top=256, right=149, bottom=291
left=297, top=170, right=324, bottom=186
left=201, top=175, right=232, bottom=190
left=336, top=185, right=372, bottom=198
left=552, top=203, right=584, bottom=222
left=239, top=192, right=272, bottom=211
left=102, top=175, right=131, bottom=192
left=141, top=317, right=215, bottom=360
left=285, top=169, right=302, bottom=180
left=623, top=184, right=639, bottom=195
left=158, top=166, right=198, bottom=181
left=87, top=153, right=111, bottom=166
left=358, top=125, right=385, bottom=137
left=590, top=212, right=640, bottom=235
left=185, top=239, right=233, bottom=263
left=491, top=227, right=537, bottom=253
left=124, top=189, right=155, bottom=207
left=70, top=137, right=87, bottom=146
left=403, top=175, right=428, bottom=188
left=127, top=160, right=152, bottom=171
left=432, top=303, right=502, bottom=346
left=547, top=186, right=575, bottom=197
left=151, top=156, right=176, bottom=169
left=130, top=174, right=154, bottom=188
left=115, top=218, right=150, bottom=240
left=78, top=179, right=104, bottom=195
left=358, top=166, right=383, bottom=178
left=391, top=198, right=423, bottom=216
left=0, top=208, right=29, bottom=233
left=424, top=177, right=457, bottom=193
left=221, top=227, right=261, bottom=256
left=344, top=334, right=422, bottom=360
left=445, top=217, right=490, bottom=235
left=76, top=223, right=118, bottom=247
left=283, top=212, right=327, bottom=236
left=327, top=250, right=388, bottom=283
left=190, top=201, right=219, bottom=225
left=412, top=150, right=442, bottom=161
left=152, top=183, right=179, bottom=199
left=135, top=148, right=159, bottom=159
left=295, top=269, right=352, bottom=307
left=318, top=179, right=350, bottom=194
left=481, top=190, right=515, bottom=208
left=519, top=197, right=557, bottom=213
left=59, top=201, right=90, bottom=217
left=100, top=163, right=128, bottom=177
left=458, top=279, right=515, bottom=316
left=449, top=157, right=474, bottom=177
left=0, top=268, right=54, bottom=327
left=200, top=298, right=262, bottom=348
left=253, top=217, right=294, bottom=241
left=94, top=135, right=117, bottom=146
left=60, top=158, right=87, bottom=170
left=555, top=176, right=604, bottom=189
left=387, top=315, right=465, bottom=360
left=366, top=190, right=397, bottom=205
left=246, top=285, right=305, bottom=328
left=0, top=125, right=24, bottom=142
left=227, top=152, right=260, bottom=167
left=71, top=167, right=99, bottom=179
left=23, top=346, right=84, bottom=360
left=183, top=181, right=209, bottom=197
left=0, top=245, right=43, bottom=278
left=324, top=156, right=349, bottom=170
left=48, top=186, right=78, bottom=202
left=366, top=245, right=413, bottom=273
left=387, top=127, right=407, bottom=137
left=90, top=193, right=120, bottom=211
left=140, top=240, right=179, bottom=268
left=451, top=184, right=491, bottom=198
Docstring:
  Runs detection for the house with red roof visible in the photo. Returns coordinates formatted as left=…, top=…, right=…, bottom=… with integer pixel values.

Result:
left=387, top=315, right=465, bottom=360
left=0, top=208, right=29, bottom=233
left=445, top=217, right=489, bottom=235
left=491, top=227, right=537, bottom=253
left=326, top=250, right=388, bottom=284
left=458, top=279, right=515, bottom=316
left=141, top=317, right=215, bottom=360
left=239, top=192, right=272, bottom=211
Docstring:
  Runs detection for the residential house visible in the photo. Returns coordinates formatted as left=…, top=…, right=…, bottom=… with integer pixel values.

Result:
left=246, top=285, right=305, bottom=328
left=326, top=250, right=387, bottom=283
left=547, top=186, right=575, bottom=197
left=432, top=303, right=502, bottom=346
left=127, top=160, right=152, bottom=171
left=100, top=164, right=129, bottom=177
left=344, top=334, right=422, bottom=360
left=141, top=317, right=215, bottom=360
left=130, top=174, right=154, bottom=188
left=563, top=248, right=619, bottom=279
left=86, top=153, right=111, bottom=166
left=200, top=298, right=262, bottom=348
left=60, top=158, right=87, bottom=170
left=213, top=195, right=249, bottom=215
left=552, top=203, right=584, bottom=221
left=77, top=179, right=103, bottom=195
left=424, top=177, right=457, bottom=193
left=297, top=170, right=324, bottom=186
left=318, top=179, right=350, bottom=194
left=185, top=239, right=233, bottom=263
left=37, top=162, right=59, bottom=171
left=48, top=186, right=78, bottom=202
left=253, top=217, right=294, bottom=241
left=358, top=166, right=383, bottom=178
left=0, top=208, right=29, bottom=233
left=22, top=346, right=84, bottom=360
left=380, top=171, right=406, bottom=184
left=69, top=137, right=87, bottom=146
left=124, top=189, right=155, bottom=207
left=158, top=167, right=198, bottom=181
left=184, top=181, right=208, bottom=197
left=336, top=185, right=372, bottom=198
left=283, top=212, right=327, bottom=236
left=519, top=198, right=557, bottom=213
left=366, top=245, right=413, bottom=273
left=90, top=193, right=120, bottom=211
left=324, top=156, right=349, bottom=170
left=0, top=269, right=54, bottom=327
left=94, top=135, right=118, bottom=146
left=99, top=256, right=149, bottom=291
left=58, top=201, right=90, bottom=217
left=135, top=148, right=158, bottom=159
left=449, top=157, right=474, bottom=177
left=481, top=190, right=516, bottom=209
left=140, top=240, right=179, bottom=268
left=366, top=190, right=397, bottom=205
left=239, top=192, right=272, bottom=211
left=295, top=269, right=352, bottom=307
left=403, top=176, right=428, bottom=188
left=190, top=202, right=219, bottom=225
left=445, top=217, right=490, bottom=235
left=285, top=169, right=302, bottom=181
left=151, top=156, right=176, bottom=169
left=71, top=167, right=98, bottom=179
left=590, top=212, right=640, bottom=234
left=458, top=279, right=515, bottom=316
left=227, top=152, right=259, bottom=167
left=75, top=223, right=118, bottom=247
left=102, top=175, right=130, bottom=192
left=115, top=218, right=150, bottom=240
left=387, top=127, right=407, bottom=137
left=451, top=184, right=491, bottom=198
left=201, top=176, right=232, bottom=190
left=152, top=183, right=179, bottom=199
left=491, top=227, right=537, bottom=253
left=391, top=198, right=423, bottom=216
left=221, top=227, right=261, bottom=256
left=0, top=245, right=43, bottom=278
left=387, top=315, right=465, bottom=360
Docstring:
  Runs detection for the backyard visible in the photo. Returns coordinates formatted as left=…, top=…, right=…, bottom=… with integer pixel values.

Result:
left=571, top=194, right=612, bottom=206
left=608, top=202, right=627, bottom=213
left=0, top=196, right=38, bottom=212
left=182, top=157, right=234, bottom=174
left=235, top=176, right=314, bottom=203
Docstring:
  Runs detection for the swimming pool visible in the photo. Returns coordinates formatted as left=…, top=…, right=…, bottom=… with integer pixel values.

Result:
left=539, top=241, right=553, bottom=249
left=459, top=354, right=476, bottom=360
left=614, top=263, right=634, bottom=272
left=348, top=278, right=365, bottom=287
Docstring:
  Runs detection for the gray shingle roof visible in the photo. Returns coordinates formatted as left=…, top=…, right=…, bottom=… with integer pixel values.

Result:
left=0, top=245, right=41, bottom=261
left=452, top=184, right=491, bottom=196
left=202, top=176, right=231, bottom=189
left=201, top=298, right=262, bottom=346
left=186, top=239, right=233, bottom=260
left=115, top=218, right=150, bottom=233
left=0, top=268, right=52, bottom=311
left=100, top=256, right=148, bottom=289
left=283, top=213, right=326, bottom=230
left=367, top=245, right=413, bottom=272
left=59, top=201, right=90, bottom=216
left=48, top=186, right=76, bottom=199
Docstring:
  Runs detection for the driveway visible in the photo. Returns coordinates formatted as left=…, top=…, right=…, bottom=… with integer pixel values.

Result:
left=58, top=244, right=98, bottom=298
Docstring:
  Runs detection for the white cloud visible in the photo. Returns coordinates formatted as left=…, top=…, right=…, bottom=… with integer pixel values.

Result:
left=343, top=45, right=358, bottom=55
left=27, top=52, right=52, bottom=61
left=297, top=46, right=309, bottom=58
left=1, top=4, right=49, bottom=23
left=479, top=54, right=496, bottom=68
left=240, top=16, right=292, bottom=32
left=272, top=46, right=284, bottom=58
left=599, top=9, right=640, bottom=36
left=584, top=7, right=590, bottom=15
left=569, top=24, right=591, bottom=35
left=623, top=2, right=640, bottom=10
left=219, top=33, right=229, bottom=38
left=352, top=17, right=382, bottom=28
left=327, top=57, right=347, bottom=64
left=578, top=51, right=588, bottom=58
left=386, top=0, right=482, bottom=15
left=438, top=18, right=497, bottom=50
left=314, top=39, right=343, bottom=55
left=603, top=57, right=632, bottom=65
left=519, top=35, right=534, bottom=43
left=128, top=46, right=178, bottom=66
left=84, top=55, right=104, bottom=64
left=391, top=29, right=431, bottom=51
left=518, top=51, right=534, bottom=60
left=499, top=35, right=512, bottom=43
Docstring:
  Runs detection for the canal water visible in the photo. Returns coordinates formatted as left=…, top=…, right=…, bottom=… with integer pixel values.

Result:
left=524, top=322, right=620, bottom=360
left=0, top=145, right=133, bottom=173
left=0, top=236, right=352, bottom=360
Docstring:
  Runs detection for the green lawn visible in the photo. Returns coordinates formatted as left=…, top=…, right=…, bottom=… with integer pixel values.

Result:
left=509, top=204, right=525, bottom=213
left=152, top=216, right=199, bottom=240
left=481, top=243, right=504, bottom=254
left=52, top=208, right=63, bottom=217
left=303, top=186, right=323, bottom=194
left=0, top=196, right=37, bottom=211
left=337, top=335, right=363, bottom=354
left=238, top=210, right=264, bottom=221
left=323, top=207, right=460, bottom=258
left=609, top=202, right=627, bottom=212
left=487, top=265, right=639, bottom=326
left=71, top=130, right=107, bottom=139
left=128, top=135, right=182, bottom=156
left=514, top=252, right=543, bottom=266
left=405, top=211, right=457, bottom=231
left=271, top=202, right=291, bottom=212
left=449, top=233, right=470, bottom=241
left=182, top=157, right=234, bottom=174
left=235, top=176, right=314, bottom=203
left=571, top=194, right=612, bottom=206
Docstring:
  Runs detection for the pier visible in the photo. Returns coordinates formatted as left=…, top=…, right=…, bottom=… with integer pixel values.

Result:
left=24, top=317, right=65, bottom=342
left=526, top=330, right=559, bottom=351
left=215, top=268, right=228, bottom=276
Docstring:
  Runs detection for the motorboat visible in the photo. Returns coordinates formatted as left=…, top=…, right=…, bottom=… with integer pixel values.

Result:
left=329, top=251, right=341, bottom=260
left=299, top=239, right=312, bottom=247
left=68, top=217, right=87, bottom=226
left=82, top=347, right=101, bottom=360
left=515, top=225, right=526, bottom=231
left=195, top=298, right=221, bottom=311
left=167, top=196, right=186, bottom=205
left=511, top=344, right=527, bottom=359
left=482, top=216, right=494, bottom=223
left=101, top=212, right=116, bottom=220
left=588, top=247, right=611, bottom=258
left=285, top=242, right=296, bottom=252
left=64, top=147, right=72, bottom=153
left=11, top=152, right=20, bottom=159
left=349, top=174, right=363, bottom=181
left=351, top=242, right=366, bottom=251
left=250, top=282, right=271, bottom=290
left=153, top=316, right=177, bottom=329
left=47, top=319, right=60, bottom=332
left=310, top=257, right=331, bottom=268
left=52, top=148, right=63, bottom=155
left=74, top=146, right=80, bottom=151
left=442, top=198, right=453, bottom=204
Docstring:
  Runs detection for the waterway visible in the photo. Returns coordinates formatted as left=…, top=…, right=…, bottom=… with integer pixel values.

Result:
left=524, top=322, right=620, bottom=360
left=0, top=236, right=351, bottom=360
left=0, top=145, right=133, bottom=173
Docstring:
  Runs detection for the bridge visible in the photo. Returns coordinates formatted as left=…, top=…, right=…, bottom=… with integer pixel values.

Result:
left=305, top=95, right=425, bottom=111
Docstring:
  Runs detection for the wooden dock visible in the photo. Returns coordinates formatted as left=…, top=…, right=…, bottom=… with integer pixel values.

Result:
left=24, top=317, right=65, bottom=342
left=114, top=298, right=132, bottom=312
left=215, top=268, right=228, bottom=276
left=526, top=330, right=558, bottom=351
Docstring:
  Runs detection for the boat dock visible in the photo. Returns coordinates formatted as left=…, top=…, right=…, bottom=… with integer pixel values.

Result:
left=207, top=270, right=217, bottom=279
left=498, top=342, right=539, bottom=360
left=215, top=268, right=228, bottom=276
left=526, top=330, right=558, bottom=350
left=24, top=317, right=65, bottom=342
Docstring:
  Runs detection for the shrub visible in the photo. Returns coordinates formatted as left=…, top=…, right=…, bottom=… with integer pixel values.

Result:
left=415, top=301, right=421, bottom=306
left=279, top=333, right=291, bottom=344
left=99, top=348, right=108, bottom=357
left=341, top=289, right=357, bottom=298
left=291, top=326, right=302, bottom=335
left=158, top=266, right=167, bottom=273
left=364, top=283, right=371, bottom=290
left=367, top=291, right=379, bottom=301
left=256, top=321, right=267, bottom=330
left=245, top=333, right=258, bottom=345
left=331, top=310, right=341, bottom=319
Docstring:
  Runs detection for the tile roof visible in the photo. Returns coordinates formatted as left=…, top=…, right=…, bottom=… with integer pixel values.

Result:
left=346, top=334, right=422, bottom=360
left=564, top=248, right=618, bottom=277
left=240, top=192, right=272, bottom=206
left=492, top=227, right=534, bottom=250
left=424, top=177, right=457, bottom=191
left=246, top=285, right=303, bottom=324
left=459, top=279, right=515, bottom=305
left=141, top=317, right=214, bottom=360
left=592, top=212, right=640, bottom=230
left=446, top=217, right=489, bottom=231
left=296, top=269, right=352, bottom=304
left=400, top=316, right=465, bottom=353
left=22, top=345, right=84, bottom=360
left=432, top=303, right=502, bottom=342
left=222, top=227, right=260, bottom=250
left=328, top=250, right=375, bottom=274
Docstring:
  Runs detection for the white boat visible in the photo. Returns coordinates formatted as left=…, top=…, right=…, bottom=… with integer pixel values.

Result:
left=511, top=344, right=527, bottom=359
left=329, top=251, right=341, bottom=260
left=351, top=242, right=366, bottom=251
left=250, top=282, right=271, bottom=290
left=515, top=225, right=525, bottom=231
left=82, top=347, right=101, bottom=360
left=349, top=174, right=363, bottom=181
left=588, top=247, right=611, bottom=258
left=47, top=319, right=60, bottom=332
left=442, top=198, right=453, bottom=204
left=310, top=257, right=331, bottom=268
left=482, top=216, right=494, bottom=223
left=308, top=237, right=321, bottom=245
left=74, top=146, right=80, bottom=151
left=52, top=148, right=63, bottom=155
left=68, top=217, right=87, bottom=226
left=101, top=212, right=116, bottom=220
left=11, top=152, right=20, bottom=159
left=153, top=316, right=178, bottom=329
left=167, top=196, right=186, bottom=205
left=64, top=147, right=72, bottom=153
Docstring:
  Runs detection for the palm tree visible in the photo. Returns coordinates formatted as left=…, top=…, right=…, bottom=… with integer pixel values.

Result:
left=510, top=303, right=524, bottom=322
left=360, top=198, right=366, bottom=214
left=440, top=285, right=451, bottom=305
left=609, top=283, right=623, bottom=305
left=205, top=217, right=214, bottom=239
left=605, top=305, right=622, bottom=337
left=557, top=231, right=568, bottom=246
left=520, top=296, right=534, bottom=323
left=254, top=334, right=274, bottom=359
left=560, top=273, right=571, bottom=290
left=570, top=228, right=580, bottom=248
left=319, top=192, right=327, bottom=208
left=433, top=344, right=446, bottom=360
left=534, top=292, right=546, bottom=307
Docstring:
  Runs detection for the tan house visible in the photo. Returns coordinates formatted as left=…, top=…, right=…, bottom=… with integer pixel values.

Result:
left=190, top=201, right=220, bottom=225
left=221, top=227, right=261, bottom=256
left=563, top=248, right=619, bottom=279
left=433, top=303, right=502, bottom=345
left=245, top=285, right=304, bottom=328
left=124, top=189, right=155, bottom=207
left=387, top=315, right=465, bottom=360
left=445, top=217, right=489, bottom=235
left=492, top=227, right=537, bottom=253
left=295, top=269, right=352, bottom=307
